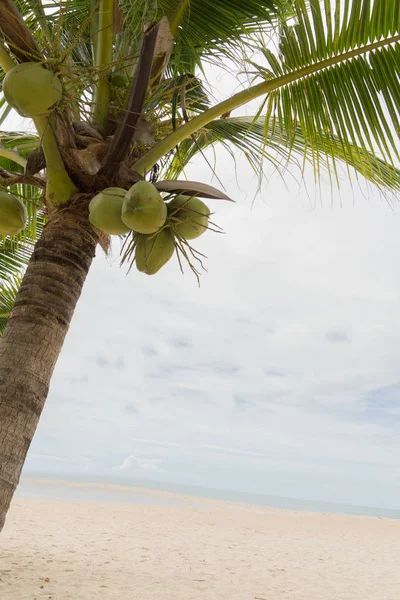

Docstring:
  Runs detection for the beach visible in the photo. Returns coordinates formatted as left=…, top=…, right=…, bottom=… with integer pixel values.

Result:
left=1, top=491, right=400, bottom=600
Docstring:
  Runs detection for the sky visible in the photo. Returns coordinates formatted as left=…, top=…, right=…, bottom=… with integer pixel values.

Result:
left=7, top=66, right=400, bottom=511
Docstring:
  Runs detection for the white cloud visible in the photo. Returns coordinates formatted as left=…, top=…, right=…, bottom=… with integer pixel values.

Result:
left=117, top=455, right=162, bottom=473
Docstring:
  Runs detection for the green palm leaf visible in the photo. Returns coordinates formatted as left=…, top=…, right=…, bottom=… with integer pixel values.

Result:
left=0, top=199, right=45, bottom=335
left=136, top=0, right=400, bottom=191
left=7, top=0, right=282, bottom=71
left=118, top=0, right=282, bottom=73
left=1, top=1, right=284, bottom=124
left=0, top=274, right=21, bottom=335
left=0, top=204, right=44, bottom=280
left=0, top=132, right=45, bottom=308
left=165, top=116, right=400, bottom=192
left=255, top=0, right=400, bottom=172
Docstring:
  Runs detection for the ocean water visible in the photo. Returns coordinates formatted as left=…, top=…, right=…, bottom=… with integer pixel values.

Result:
left=16, top=475, right=400, bottom=519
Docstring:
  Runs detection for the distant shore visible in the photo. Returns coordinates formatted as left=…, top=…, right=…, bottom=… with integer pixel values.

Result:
left=16, top=475, right=400, bottom=519
left=2, top=496, right=400, bottom=600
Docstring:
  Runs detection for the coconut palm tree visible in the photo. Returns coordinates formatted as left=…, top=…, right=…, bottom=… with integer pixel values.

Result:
left=0, top=0, right=399, bottom=530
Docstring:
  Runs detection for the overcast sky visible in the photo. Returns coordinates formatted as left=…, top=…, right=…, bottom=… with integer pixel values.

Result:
left=7, top=65, right=400, bottom=511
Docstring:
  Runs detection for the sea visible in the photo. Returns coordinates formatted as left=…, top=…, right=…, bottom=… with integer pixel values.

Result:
left=16, top=474, right=400, bottom=520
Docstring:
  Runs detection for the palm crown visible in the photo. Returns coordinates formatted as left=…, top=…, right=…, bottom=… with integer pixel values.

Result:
left=0, top=0, right=399, bottom=333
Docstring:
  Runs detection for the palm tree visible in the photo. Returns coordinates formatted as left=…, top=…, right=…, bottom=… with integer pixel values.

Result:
left=0, top=0, right=399, bottom=530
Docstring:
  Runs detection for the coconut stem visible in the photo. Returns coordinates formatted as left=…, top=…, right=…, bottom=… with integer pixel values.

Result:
left=34, top=117, right=77, bottom=205
left=0, top=42, right=16, bottom=73
left=92, top=0, right=114, bottom=126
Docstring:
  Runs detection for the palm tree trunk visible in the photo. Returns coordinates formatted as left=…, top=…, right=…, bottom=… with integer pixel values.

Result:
left=0, top=198, right=98, bottom=532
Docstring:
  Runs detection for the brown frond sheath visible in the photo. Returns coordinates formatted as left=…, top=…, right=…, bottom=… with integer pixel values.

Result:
left=0, top=0, right=41, bottom=62
left=113, top=0, right=124, bottom=34
left=100, top=21, right=160, bottom=180
left=150, top=17, right=174, bottom=86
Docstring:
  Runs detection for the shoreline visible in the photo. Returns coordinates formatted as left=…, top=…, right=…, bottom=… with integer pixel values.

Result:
left=18, top=475, right=400, bottom=520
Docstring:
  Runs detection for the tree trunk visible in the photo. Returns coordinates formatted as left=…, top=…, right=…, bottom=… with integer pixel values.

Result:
left=0, top=199, right=98, bottom=532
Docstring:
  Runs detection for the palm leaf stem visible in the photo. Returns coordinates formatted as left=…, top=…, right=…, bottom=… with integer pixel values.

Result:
left=169, top=0, right=191, bottom=36
left=25, top=0, right=51, bottom=40
left=92, top=0, right=115, bottom=125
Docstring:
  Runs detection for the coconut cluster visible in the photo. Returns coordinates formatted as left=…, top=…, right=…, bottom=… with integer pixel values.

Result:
left=89, top=181, right=210, bottom=275
left=0, top=189, right=27, bottom=236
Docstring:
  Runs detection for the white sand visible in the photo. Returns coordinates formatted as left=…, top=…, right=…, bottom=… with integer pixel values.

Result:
left=1, top=497, right=400, bottom=599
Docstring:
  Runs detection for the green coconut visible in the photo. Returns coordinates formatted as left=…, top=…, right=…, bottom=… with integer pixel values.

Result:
left=122, top=181, right=167, bottom=234
left=111, top=71, right=129, bottom=88
left=0, top=189, right=27, bottom=235
left=3, top=62, right=62, bottom=118
left=167, top=195, right=210, bottom=240
left=135, top=230, right=175, bottom=275
left=89, top=188, right=131, bottom=235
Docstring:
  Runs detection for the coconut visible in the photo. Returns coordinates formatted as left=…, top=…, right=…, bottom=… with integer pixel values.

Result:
left=135, top=230, right=175, bottom=275
left=111, top=71, right=129, bottom=88
left=0, top=189, right=27, bottom=235
left=89, top=188, right=131, bottom=235
left=167, top=195, right=210, bottom=240
left=3, top=62, right=62, bottom=118
left=122, top=181, right=167, bottom=234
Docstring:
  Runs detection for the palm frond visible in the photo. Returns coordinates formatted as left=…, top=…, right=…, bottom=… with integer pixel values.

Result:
left=0, top=144, right=45, bottom=281
left=136, top=0, right=400, bottom=191
left=0, top=0, right=283, bottom=137
left=253, top=0, right=400, bottom=179
left=120, top=0, right=282, bottom=74
left=0, top=274, right=21, bottom=336
left=0, top=94, right=13, bottom=127
left=6, top=0, right=282, bottom=73
left=0, top=130, right=39, bottom=152
left=147, top=74, right=210, bottom=116
left=0, top=199, right=45, bottom=279
left=0, top=129, right=39, bottom=170
left=164, top=116, right=400, bottom=192
left=0, top=201, right=44, bottom=324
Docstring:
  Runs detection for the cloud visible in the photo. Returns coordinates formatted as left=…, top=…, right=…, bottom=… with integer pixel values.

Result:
left=211, top=363, right=240, bottom=374
left=233, top=396, right=251, bottom=409
left=169, top=338, right=191, bottom=348
left=142, top=346, right=158, bottom=357
left=96, top=356, right=110, bottom=367
left=264, top=369, right=286, bottom=377
left=364, top=383, right=400, bottom=410
left=326, top=331, right=350, bottom=343
left=117, top=455, right=162, bottom=472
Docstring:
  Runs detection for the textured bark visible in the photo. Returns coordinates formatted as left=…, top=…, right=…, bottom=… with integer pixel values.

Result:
left=0, top=199, right=98, bottom=532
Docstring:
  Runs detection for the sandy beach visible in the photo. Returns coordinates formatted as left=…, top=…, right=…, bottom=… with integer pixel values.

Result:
left=1, top=496, right=400, bottom=600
